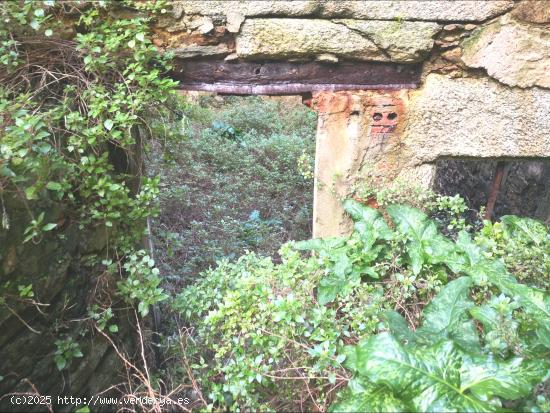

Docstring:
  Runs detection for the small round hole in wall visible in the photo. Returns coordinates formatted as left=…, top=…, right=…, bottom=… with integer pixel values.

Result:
left=373, top=112, right=383, bottom=121
left=254, top=67, right=261, bottom=75
left=387, top=112, right=397, bottom=120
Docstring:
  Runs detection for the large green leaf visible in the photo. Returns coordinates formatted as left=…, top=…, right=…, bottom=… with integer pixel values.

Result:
left=500, top=215, right=549, bottom=246
left=416, top=277, right=480, bottom=352
left=461, top=356, right=549, bottom=401
left=329, top=378, right=410, bottom=412
left=341, top=332, right=546, bottom=412
left=343, top=199, right=393, bottom=248
left=386, top=205, right=460, bottom=275
left=317, top=250, right=358, bottom=305
left=454, top=231, right=515, bottom=285
left=298, top=202, right=392, bottom=304
left=294, top=237, right=347, bottom=252
left=382, top=310, right=416, bottom=345
left=456, top=231, right=550, bottom=317
left=343, top=333, right=492, bottom=412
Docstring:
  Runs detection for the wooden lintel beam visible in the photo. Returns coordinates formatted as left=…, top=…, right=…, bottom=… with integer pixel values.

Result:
left=171, top=59, right=422, bottom=95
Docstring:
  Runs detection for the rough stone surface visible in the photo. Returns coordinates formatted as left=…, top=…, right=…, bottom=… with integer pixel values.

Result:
left=0, top=195, right=130, bottom=410
left=461, top=15, right=550, bottom=88
left=511, top=0, right=550, bottom=24
left=402, top=74, right=550, bottom=166
left=237, top=18, right=439, bottom=62
left=335, top=20, right=440, bottom=62
left=171, top=43, right=232, bottom=59
left=237, top=18, right=382, bottom=61
left=173, top=0, right=514, bottom=22
left=226, top=10, right=245, bottom=33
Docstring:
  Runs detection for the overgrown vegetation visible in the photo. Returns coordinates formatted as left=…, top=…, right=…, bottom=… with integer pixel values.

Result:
left=150, top=95, right=316, bottom=285
left=2, top=2, right=549, bottom=413
left=173, top=193, right=550, bottom=411
left=1, top=0, right=178, bottom=407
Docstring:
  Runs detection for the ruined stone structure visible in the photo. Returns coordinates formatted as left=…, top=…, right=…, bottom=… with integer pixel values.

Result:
left=2, top=2, right=549, bottom=406
left=154, top=0, right=550, bottom=237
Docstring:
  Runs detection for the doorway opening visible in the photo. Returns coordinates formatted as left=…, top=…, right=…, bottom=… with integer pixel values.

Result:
left=148, top=93, right=317, bottom=287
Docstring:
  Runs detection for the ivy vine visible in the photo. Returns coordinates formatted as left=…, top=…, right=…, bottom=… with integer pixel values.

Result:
left=0, top=0, right=176, bottom=368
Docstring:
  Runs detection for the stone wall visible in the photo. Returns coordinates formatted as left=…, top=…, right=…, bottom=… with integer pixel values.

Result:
left=153, top=0, right=550, bottom=237
left=0, top=192, right=131, bottom=411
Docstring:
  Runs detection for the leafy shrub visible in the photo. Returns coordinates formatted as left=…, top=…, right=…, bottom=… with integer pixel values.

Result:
left=174, top=198, right=550, bottom=411
left=475, top=216, right=550, bottom=289
left=150, top=96, right=316, bottom=284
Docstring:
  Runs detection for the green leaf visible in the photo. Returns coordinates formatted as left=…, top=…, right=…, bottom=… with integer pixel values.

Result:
left=344, top=333, right=492, bottom=411
left=294, top=237, right=346, bottom=252
left=502, top=282, right=550, bottom=320
left=461, top=356, right=549, bottom=400
left=416, top=277, right=480, bottom=352
left=25, top=186, right=37, bottom=200
left=341, top=332, right=544, bottom=412
left=54, top=355, right=66, bottom=370
left=536, top=324, right=550, bottom=349
left=136, top=32, right=145, bottom=42
left=343, top=199, right=393, bottom=248
left=1, top=166, right=16, bottom=177
left=317, top=268, right=358, bottom=306
left=500, top=215, right=548, bottom=246
left=381, top=310, right=416, bottom=345
left=103, top=119, right=114, bottom=131
left=46, top=181, right=62, bottom=191
left=138, top=301, right=149, bottom=317
left=386, top=205, right=459, bottom=275
left=42, top=223, right=57, bottom=231
left=457, top=232, right=550, bottom=323
left=454, top=231, right=514, bottom=285
left=330, top=381, right=409, bottom=413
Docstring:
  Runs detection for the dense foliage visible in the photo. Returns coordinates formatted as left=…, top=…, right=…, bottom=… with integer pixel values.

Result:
left=0, top=0, right=175, bottom=376
left=150, top=95, right=316, bottom=284
left=174, top=197, right=550, bottom=411
left=2, top=3, right=549, bottom=412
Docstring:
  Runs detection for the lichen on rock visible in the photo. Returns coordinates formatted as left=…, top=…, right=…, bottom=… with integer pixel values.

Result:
left=334, top=19, right=440, bottom=63
left=236, top=18, right=440, bottom=63
left=461, top=14, right=550, bottom=89
left=171, top=0, right=514, bottom=22
left=236, top=18, right=383, bottom=61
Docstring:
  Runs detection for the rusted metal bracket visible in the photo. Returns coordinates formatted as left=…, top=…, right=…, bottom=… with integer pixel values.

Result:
left=171, top=59, right=422, bottom=95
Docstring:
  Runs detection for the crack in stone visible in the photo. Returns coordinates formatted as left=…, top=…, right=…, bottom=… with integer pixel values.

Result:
left=331, top=20, right=393, bottom=61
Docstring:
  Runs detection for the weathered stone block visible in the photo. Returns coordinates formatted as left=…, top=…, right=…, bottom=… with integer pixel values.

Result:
left=511, top=0, right=550, bottom=24
left=171, top=43, right=232, bottom=59
left=461, top=15, right=550, bottom=88
left=402, top=74, right=550, bottom=167
left=334, top=20, right=440, bottom=63
left=237, top=18, right=382, bottom=61
left=172, top=0, right=514, bottom=22
left=237, top=18, right=439, bottom=63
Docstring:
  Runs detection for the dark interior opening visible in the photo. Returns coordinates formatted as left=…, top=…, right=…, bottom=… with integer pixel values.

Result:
left=434, top=159, right=550, bottom=224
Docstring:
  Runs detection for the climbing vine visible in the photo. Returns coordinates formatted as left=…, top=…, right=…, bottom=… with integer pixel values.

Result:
left=0, top=0, right=176, bottom=371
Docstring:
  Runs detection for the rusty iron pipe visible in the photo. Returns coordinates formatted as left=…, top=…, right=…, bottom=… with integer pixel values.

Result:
left=484, top=161, right=507, bottom=221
